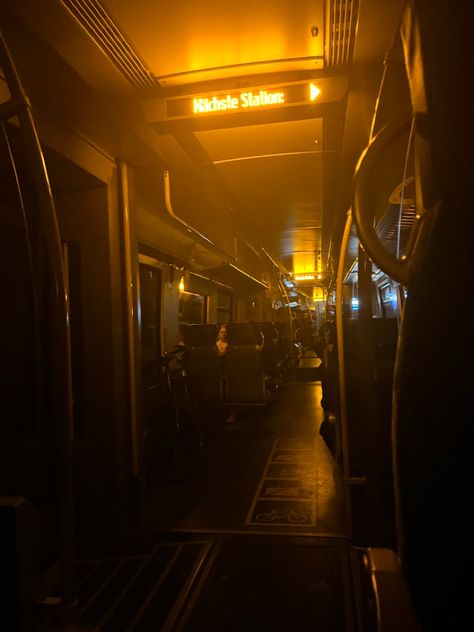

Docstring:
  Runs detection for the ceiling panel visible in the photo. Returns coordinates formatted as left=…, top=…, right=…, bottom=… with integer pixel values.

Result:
left=195, top=118, right=323, bottom=161
left=194, top=118, right=323, bottom=272
left=104, top=0, right=325, bottom=84
left=2, top=0, right=407, bottom=287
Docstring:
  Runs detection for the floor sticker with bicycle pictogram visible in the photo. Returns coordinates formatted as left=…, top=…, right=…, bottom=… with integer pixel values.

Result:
left=250, top=499, right=313, bottom=525
left=245, top=438, right=317, bottom=527
left=260, top=479, right=314, bottom=499
left=265, top=462, right=317, bottom=481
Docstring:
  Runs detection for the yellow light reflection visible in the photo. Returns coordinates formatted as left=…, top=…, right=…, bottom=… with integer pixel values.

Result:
left=293, top=252, right=316, bottom=275
left=179, top=276, right=185, bottom=292
left=313, top=287, right=326, bottom=302
left=310, top=83, right=321, bottom=101
left=295, top=274, right=315, bottom=281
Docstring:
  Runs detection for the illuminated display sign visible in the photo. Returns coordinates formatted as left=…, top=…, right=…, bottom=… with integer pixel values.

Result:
left=166, top=83, right=320, bottom=118
left=193, top=89, right=285, bottom=113
left=142, top=77, right=348, bottom=124
left=313, top=287, right=326, bottom=302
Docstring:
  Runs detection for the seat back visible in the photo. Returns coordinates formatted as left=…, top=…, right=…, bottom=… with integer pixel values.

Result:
left=180, top=324, right=223, bottom=403
left=225, top=322, right=269, bottom=403
left=180, top=324, right=218, bottom=347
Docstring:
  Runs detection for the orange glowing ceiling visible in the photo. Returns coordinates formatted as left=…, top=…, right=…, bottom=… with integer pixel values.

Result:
left=103, top=0, right=325, bottom=85
left=194, top=117, right=323, bottom=268
left=31, top=0, right=361, bottom=277
left=5, top=0, right=400, bottom=282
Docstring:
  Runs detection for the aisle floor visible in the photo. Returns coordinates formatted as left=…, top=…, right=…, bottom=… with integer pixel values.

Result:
left=142, top=369, right=347, bottom=539
left=35, top=367, right=353, bottom=631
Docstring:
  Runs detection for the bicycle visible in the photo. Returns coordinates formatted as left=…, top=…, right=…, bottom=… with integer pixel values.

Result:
left=145, top=347, right=203, bottom=483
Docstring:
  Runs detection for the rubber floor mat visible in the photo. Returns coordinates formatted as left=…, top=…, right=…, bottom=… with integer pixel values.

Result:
left=177, top=535, right=352, bottom=631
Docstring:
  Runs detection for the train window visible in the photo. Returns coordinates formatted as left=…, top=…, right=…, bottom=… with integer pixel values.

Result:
left=179, top=292, right=207, bottom=325
left=216, top=291, right=232, bottom=324
left=245, top=296, right=260, bottom=321
left=379, top=282, right=398, bottom=318
left=139, top=264, right=162, bottom=377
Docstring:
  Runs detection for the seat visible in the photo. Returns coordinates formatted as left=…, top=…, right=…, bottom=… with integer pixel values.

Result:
left=180, top=324, right=223, bottom=403
left=225, top=322, right=270, bottom=404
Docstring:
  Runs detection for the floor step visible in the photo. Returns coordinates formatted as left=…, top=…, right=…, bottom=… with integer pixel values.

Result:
left=171, top=534, right=354, bottom=632
left=34, top=538, right=215, bottom=631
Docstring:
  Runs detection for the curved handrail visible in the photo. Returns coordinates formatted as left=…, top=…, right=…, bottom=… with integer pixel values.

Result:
left=163, top=169, right=235, bottom=263
left=353, top=113, right=421, bottom=286
left=0, top=30, right=75, bottom=604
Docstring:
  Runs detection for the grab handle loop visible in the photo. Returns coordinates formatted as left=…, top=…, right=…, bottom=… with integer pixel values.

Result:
left=353, top=113, right=419, bottom=286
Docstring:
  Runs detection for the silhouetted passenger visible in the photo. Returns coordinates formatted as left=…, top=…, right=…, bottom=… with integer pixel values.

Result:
left=260, top=322, right=280, bottom=382
left=319, top=321, right=338, bottom=454
left=275, top=321, right=291, bottom=370
left=215, top=324, right=237, bottom=423
left=215, top=323, right=229, bottom=356
left=301, top=311, right=315, bottom=352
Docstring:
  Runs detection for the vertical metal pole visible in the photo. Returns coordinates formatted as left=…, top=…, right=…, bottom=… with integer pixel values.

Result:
left=278, top=277, right=294, bottom=345
left=118, top=162, right=140, bottom=479
left=358, top=244, right=382, bottom=542
left=335, top=208, right=356, bottom=536
left=335, top=210, right=352, bottom=479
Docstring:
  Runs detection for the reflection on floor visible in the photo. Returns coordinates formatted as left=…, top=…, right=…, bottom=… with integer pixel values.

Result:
left=35, top=365, right=352, bottom=631
left=142, top=369, right=347, bottom=539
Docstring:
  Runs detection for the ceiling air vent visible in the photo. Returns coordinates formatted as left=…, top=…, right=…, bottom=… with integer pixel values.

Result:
left=326, top=0, right=359, bottom=68
left=61, top=0, right=159, bottom=88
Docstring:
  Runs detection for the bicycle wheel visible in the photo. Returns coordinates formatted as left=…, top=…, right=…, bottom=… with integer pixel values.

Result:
left=146, top=398, right=202, bottom=484
left=165, top=398, right=203, bottom=482
left=255, top=511, right=279, bottom=522
left=287, top=510, right=308, bottom=524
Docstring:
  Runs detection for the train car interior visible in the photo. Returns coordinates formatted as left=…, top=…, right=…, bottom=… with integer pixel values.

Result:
left=0, top=1, right=471, bottom=630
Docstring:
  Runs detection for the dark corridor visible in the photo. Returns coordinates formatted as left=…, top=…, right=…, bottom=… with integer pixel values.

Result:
left=34, top=364, right=354, bottom=631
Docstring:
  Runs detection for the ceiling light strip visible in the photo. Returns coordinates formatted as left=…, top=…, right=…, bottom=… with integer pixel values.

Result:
left=155, top=56, right=324, bottom=84
left=213, top=150, right=324, bottom=165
